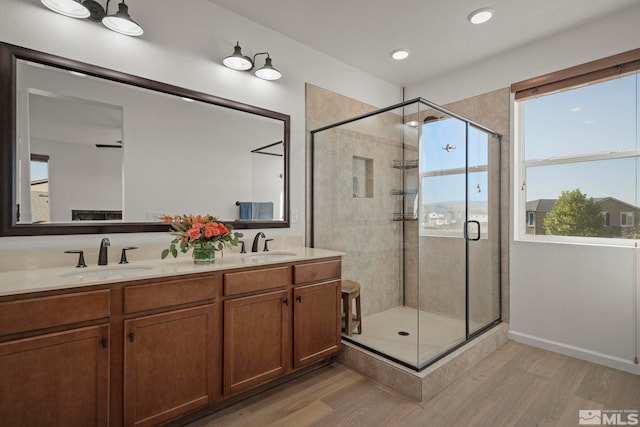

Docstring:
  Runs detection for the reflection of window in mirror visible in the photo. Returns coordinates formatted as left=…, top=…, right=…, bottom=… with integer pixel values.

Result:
left=30, top=153, right=50, bottom=223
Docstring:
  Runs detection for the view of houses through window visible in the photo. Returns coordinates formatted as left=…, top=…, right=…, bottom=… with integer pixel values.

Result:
left=519, top=68, right=639, bottom=240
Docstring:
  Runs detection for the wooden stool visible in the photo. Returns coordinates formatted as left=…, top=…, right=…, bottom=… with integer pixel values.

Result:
left=341, top=280, right=362, bottom=336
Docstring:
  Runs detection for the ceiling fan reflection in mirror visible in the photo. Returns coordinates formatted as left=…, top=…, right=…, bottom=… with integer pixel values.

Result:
left=96, top=140, right=122, bottom=148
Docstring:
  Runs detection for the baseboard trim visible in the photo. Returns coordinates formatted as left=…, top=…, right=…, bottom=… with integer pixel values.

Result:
left=508, top=330, right=640, bottom=375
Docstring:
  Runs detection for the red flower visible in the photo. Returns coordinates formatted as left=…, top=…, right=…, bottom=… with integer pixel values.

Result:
left=188, top=226, right=201, bottom=239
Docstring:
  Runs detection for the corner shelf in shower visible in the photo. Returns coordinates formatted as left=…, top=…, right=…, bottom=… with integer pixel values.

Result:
left=391, top=213, right=418, bottom=222
left=392, top=160, right=418, bottom=170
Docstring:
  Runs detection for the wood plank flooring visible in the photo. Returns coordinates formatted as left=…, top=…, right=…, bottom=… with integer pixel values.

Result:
left=187, top=341, right=640, bottom=427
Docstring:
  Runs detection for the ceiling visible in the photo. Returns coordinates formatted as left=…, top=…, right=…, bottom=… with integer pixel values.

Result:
left=208, top=0, right=639, bottom=87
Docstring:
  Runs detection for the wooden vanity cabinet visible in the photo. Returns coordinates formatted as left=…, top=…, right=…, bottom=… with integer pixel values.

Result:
left=222, top=259, right=342, bottom=396
left=223, top=289, right=289, bottom=395
left=292, top=260, right=342, bottom=369
left=122, top=276, right=216, bottom=427
left=293, top=280, right=341, bottom=368
left=0, top=255, right=341, bottom=427
left=0, top=290, right=111, bottom=427
left=222, top=266, right=290, bottom=395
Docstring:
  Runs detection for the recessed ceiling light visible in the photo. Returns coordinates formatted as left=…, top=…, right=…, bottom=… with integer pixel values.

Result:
left=468, top=7, right=494, bottom=24
left=405, top=121, right=419, bottom=127
left=390, top=49, right=409, bottom=60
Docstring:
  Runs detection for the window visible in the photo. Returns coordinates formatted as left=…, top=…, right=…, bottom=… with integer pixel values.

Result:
left=621, top=212, right=635, bottom=227
left=513, top=49, right=640, bottom=241
left=419, top=117, right=490, bottom=237
left=527, top=212, right=535, bottom=227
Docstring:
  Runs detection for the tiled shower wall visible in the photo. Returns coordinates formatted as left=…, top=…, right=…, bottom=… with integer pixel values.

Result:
left=307, top=84, right=404, bottom=316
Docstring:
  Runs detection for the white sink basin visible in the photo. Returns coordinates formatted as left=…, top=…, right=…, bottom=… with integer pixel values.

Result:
left=244, top=252, right=298, bottom=261
left=60, top=265, right=153, bottom=279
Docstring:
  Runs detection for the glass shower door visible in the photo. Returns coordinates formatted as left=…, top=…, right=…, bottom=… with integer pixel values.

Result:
left=418, top=115, right=468, bottom=365
left=467, top=125, right=501, bottom=335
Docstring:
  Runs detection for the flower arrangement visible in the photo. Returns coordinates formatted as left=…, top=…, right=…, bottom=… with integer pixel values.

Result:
left=161, top=214, right=243, bottom=261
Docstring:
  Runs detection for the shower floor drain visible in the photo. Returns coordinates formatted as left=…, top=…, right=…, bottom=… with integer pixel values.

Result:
left=397, top=331, right=410, bottom=336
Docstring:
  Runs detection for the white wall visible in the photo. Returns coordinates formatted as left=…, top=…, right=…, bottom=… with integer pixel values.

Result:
left=406, top=4, right=640, bottom=374
left=0, top=0, right=400, bottom=251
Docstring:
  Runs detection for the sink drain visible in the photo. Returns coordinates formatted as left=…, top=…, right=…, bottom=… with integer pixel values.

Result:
left=398, top=331, right=410, bottom=336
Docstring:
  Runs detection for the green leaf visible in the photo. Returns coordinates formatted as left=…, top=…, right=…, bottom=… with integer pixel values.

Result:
left=161, top=249, right=169, bottom=259
left=171, top=247, right=178, bottom=258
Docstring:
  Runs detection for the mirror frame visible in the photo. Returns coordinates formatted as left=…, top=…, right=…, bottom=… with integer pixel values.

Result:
left=0, top=42, right=290, bottom=236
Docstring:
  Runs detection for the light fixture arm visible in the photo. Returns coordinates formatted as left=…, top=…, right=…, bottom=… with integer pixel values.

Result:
left=252, top=52, right=271, bottom=67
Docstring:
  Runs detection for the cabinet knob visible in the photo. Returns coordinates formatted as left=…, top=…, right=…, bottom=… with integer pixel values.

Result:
left=296, top=296, right=302, bottom=303
left=283, top=298, right=288, bottom=306
left=129, top=331, right=135, bottom=343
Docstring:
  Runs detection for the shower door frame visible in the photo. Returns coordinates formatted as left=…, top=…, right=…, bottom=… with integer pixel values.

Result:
left=310, top=98, right=502, bottom=371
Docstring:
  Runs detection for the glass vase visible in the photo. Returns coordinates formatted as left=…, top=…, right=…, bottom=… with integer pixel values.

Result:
left=192, top=246, right=216, bottom=263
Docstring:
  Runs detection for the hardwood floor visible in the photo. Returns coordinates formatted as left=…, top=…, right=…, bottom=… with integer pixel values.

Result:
left=188, top=341, right=640, bottom=427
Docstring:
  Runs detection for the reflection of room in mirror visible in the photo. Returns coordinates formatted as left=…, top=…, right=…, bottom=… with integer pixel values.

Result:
left=21, top=88, right=123, bottom=224
left=15, top=59, right=287, bottom=224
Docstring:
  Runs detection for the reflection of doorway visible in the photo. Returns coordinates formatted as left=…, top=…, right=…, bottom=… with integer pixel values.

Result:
left=30, top=153, right=50, bottom=223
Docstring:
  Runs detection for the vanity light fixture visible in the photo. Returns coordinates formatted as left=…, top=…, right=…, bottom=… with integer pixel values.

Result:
left=41, top=0, right=91, bottom=19
left=223, top=42, right=282, bottom=80
left=468, top=7, right=494, bottom=24
left=40, top=0, right=143, bottom=36
left=254, top=54, right=281, bottom=81
left=102, top=1, right=143, bottom=36
left=222, top=42, right=253, bottom=71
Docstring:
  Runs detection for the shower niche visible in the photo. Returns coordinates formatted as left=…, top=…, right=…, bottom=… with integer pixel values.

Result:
left=311, top=98, right=502, bottom=371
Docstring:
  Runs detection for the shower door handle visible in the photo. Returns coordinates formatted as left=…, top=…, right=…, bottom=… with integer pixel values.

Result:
left=465, top=220, right=481, bottom=241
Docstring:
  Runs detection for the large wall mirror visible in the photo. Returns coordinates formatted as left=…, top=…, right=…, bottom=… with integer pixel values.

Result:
left=0, top=43, right=290, bottom=236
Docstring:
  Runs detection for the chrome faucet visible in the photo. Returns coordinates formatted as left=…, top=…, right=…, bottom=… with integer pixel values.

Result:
left=98, top=238, right=110, bottom=265
left=251, top=232, right=265, bottom=252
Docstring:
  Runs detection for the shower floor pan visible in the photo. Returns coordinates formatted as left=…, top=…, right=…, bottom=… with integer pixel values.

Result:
left=345, top=306, right=482, bottom=367
left=338, top=306, right=507, bottom=402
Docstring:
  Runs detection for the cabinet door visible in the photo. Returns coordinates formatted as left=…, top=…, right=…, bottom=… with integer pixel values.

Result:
left=0, top=325, right=110, bottom=427
left=123, top=304, right=216, bottom=427
left=223, top=289, right=289, bottom=395
left=293, top=280, right=341, bottom=368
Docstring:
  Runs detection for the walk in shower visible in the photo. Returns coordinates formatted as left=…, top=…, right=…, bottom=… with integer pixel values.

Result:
left=311, top=98, right=502, bottom=371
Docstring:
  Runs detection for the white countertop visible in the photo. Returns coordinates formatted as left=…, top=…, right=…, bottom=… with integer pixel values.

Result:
left=0, top=247, right=344, bottom=297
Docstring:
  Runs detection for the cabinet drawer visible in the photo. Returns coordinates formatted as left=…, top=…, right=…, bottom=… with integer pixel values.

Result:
left=293, top=260, right=341, bottom=285
left=0, top=290, right=110, bottom=336
left=124, top=276, right=216, bottom=314
left=224, top=266, right=288, bottom=296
